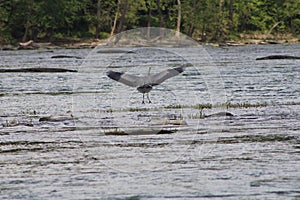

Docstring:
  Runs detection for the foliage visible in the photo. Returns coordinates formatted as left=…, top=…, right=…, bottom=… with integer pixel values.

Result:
left=0, top=0, right=299, bottom=44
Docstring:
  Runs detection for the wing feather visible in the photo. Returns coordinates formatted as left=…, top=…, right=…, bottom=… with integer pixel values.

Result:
left=149, top=66, right=185, bottom=85
left=107, top=70, right=141, bottom=87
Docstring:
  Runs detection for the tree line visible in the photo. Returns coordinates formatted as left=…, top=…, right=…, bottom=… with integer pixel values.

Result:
left=0, top=0, right=299, bottom=44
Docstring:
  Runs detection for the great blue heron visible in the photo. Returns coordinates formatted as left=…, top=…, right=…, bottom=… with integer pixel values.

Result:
left=107, top=66, right=185, bottom=103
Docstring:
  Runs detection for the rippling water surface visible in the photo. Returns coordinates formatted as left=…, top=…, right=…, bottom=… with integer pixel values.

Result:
left=0, top=44, right=300, bottom=199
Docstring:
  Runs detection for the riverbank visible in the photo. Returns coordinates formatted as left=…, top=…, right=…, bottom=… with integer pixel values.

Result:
left=0, top=38, right=103, bottom=51
left=225, top=33, right=299, bottom=46
left=0, top=34, right=299, bottom=50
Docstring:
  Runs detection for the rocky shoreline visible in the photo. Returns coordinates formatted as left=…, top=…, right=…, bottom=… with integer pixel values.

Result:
left=0, top=36, right=299, bottom=51
left=0, top=39, right=103, bottom=51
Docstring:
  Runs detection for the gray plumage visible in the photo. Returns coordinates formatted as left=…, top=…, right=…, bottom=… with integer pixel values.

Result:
left=107, top=66, right=185, bottom=103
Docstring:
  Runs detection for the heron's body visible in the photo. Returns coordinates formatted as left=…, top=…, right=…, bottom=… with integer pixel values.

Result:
left=107, top=66, right=185, bottom=103
left=137, top=84, right=153, bottom=94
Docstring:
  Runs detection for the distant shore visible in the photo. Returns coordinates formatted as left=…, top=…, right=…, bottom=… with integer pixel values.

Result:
left=0, top=35, right=299, bottom=50
left=0, top=38, right=102, bottom=51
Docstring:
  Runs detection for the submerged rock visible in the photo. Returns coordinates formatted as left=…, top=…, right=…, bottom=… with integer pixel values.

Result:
left=256, top=55, right=300, bottom=60
left=104, top=131, right=128, bottom=135
left=0, top=67, right=77, bottom=73
left=153, top=119, right=187, bottom=126
left=39, top=115, right=75, bottom=122
left=2, top=121, right=34, bottom=127
left=97, top=49, right=134, bottom=54
left=51, top=55, right=82, bottom=59
left=205, top=112, right=234, bottom=118
left=104, top=128, right=176, bottom=135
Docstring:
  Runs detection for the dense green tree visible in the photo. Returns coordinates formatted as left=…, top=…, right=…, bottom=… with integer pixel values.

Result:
left=0, top=0, right=299, bottom=44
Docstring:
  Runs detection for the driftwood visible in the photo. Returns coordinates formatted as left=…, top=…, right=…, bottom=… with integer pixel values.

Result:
left=19, top=40, right=34, bottom=46
left=0, top=67, right=77, bottom=73
left=18, top=40, right=40, bottom=50
left=256, top=55, right=300, bottom=60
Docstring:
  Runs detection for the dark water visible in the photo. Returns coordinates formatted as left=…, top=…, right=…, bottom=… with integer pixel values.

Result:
left=0, top=44, right=299, bottom=199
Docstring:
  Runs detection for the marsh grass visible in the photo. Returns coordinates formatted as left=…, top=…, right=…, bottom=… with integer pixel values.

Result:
left=128, top=107, right=150, bottom=112
left=224, top=102, right=268, bottom=108
left=100, top=101, right=300, bottom=113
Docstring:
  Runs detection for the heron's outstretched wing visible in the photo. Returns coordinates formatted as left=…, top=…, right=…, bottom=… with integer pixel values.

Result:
left=149, top=66, right=185, bottom=85
left=107, top=70, right=141, bottom=87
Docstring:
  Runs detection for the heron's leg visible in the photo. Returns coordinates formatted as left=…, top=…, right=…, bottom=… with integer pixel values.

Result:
left=147, top=93, right=152, bottom=103
left=142, top=94, right=145, bottom=104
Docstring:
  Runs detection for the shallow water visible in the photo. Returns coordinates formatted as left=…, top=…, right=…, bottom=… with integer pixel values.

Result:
left=0, top=44, right=300, bottom=199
